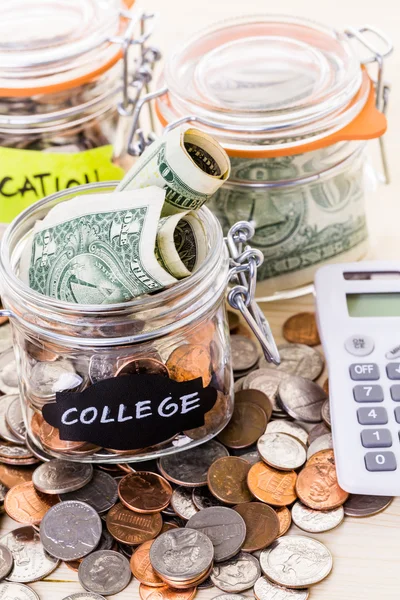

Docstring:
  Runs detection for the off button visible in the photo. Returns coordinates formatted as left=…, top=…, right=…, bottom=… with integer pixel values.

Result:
left=345, top=335, right=374, bottom=356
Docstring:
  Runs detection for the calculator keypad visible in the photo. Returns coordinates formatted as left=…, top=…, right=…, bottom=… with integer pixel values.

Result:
left=353, top=385, right=383, bottom=402
left=386, top=363, right=400, bottom=379
left=357, top=406, right=388, bottom=425
left=361, top=429, right=392, bottom=448
left=350, top=363, right=380, bottom=380
left=365, top=452, right=397, bottom=472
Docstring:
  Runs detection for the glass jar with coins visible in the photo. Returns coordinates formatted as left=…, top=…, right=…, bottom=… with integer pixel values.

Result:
left=128, top=15, right=393, bottom=300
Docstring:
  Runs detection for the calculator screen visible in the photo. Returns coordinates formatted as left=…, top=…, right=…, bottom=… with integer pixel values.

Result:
left=347, top=293, right=400, bottom=317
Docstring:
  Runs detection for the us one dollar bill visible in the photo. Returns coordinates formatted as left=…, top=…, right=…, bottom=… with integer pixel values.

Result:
left=117, top=125, right=231, bottom=215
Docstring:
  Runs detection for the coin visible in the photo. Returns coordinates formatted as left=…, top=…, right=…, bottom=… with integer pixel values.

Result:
left=192, top=487, right=222, bottom=510
left=282, top=313, right=320, bottom=346
left=322, top=379, right=329, bottom=395
left=0, top=444, right=32, bottom=460
left=32, top=460, right=93, bottom=494
left=307, top=422, right=331, bottom=445
left=60, top=470, right=118, bottom=514
left=243, top=370, right=289, bottom=411
left=265, top=420, right=308, bottom=446
left=291, top=501, right=344, bottom=533
left=233, top=502, right=279, bottom=552
left=274, top=507, right=292, bottom=537
left=62, top=594, right=107, bottom=600
left=307, top=434, right=333, bottom=459
left=40, top=501, right=102, bottom=560
left=158, top=441, right=228, bottom=487
left=296, top=462, right=349, bottom=510
left=343, top=494, right=394, bottom=517
left=254, top=576, right=309, bottom=600
left=4, top=396, right=25, bottom=441
left=321, top=400, right=331, bottom=427
left=184, top=391, right=229, bottom=441
left=118, top=472, right=172, bottom=514
left=4, top=482, right=58, bottom=525
left=232, top=446, right=261, bottom=465
left=187, top=506, right=246, bottom=561
left=211, top=551, right=260, bottom=592
left=208, top=457, right=252, bottom=505
left=171, top=487, right=198, bottom=520
left=0, top=349, right=19, bottom=395
left=230, top=336, right=259, bottom=372
left=247, top=462, right=297, bottom=507
left=115, top=357, right=169, bottom=378
left=38, top=422, right=86, bottom=452
left=79, top=550, right=131, bottom=595
left=0, top=583, right=40, bottom=600
left=260, top=535, right=332, bottom=588
left=235, top=389, right=273, bottom=421
left=89, top=355, right=117, bottom=384
left=277, top=376, right=327, bottom=422
left=259, top=344, right=324, bottom=381
left=257, top=433, right=306, bottom=471
left=0, top=545, right=13, bottom=579
left=130, top=539, right=164, bottom=587
left=166, top=344, right=212, bottom=387
left=306, top=448, right=335, bottom=468
left=139, top=583, right=196, bottom=600
left=218, top=403, right=267, bottom=449
left=0, top=396, right=24, bottom=445
left=0, top=525, right=59, bottom=582
left=106, top=503, right=162, bottom=545
left=29, top=359, right=83, bottom=399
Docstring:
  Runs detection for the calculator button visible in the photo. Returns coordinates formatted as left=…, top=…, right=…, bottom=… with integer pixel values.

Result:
left=386, top=344, right=400, bottom=360
left=357, top=407, right=388, bottom=425
left=361, top=429, right=392, bottom=448
left=386, top=363, right=400, bottom=380
left=390, top=385, right=400, bottom=401
left=350, top=364, right=380, bottom=380
left=345, top=335, right=374, bottom=356
left=353, top=385, right=384, bottom=402
left=394, top=407, right=400, bottom=423
left=365, top=452, right=397, bottom=472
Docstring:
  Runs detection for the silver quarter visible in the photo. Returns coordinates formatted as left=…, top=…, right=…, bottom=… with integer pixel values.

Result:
left=243, top=370, right=289, bottom=412
left=192, top=487, right=223, bottom=510
left=5, top=397, right=26, bottom=441
left=291, top=501, right=344, bottom=533
left=32, top=460, right=93, bottom=494
left=259, top=344, right=324, bottom=381
left=0, top=526, right=59, bottom=583
left=230, top=336, right=259, bottom=372
left=40, top=501, right=102, bottom=560
left=306, top=433, right=333, bottom=459
left=254, top=576, right=309, bottom=600
left=171, top=487, right=198, bottom=520
left=343, top=494, right=394, bottom=517
left=277, top=376, right=327, bottom=423
left=260, top=535, right=333, bottom=588
left=187, top=507, right=246, bottom=562
left=257, top=433, right=306, bottom=471
left=265, top=420, right=308, bottom=446
left=0, top=582, right=40, bottom=600
left=60, top=471, right=118, bottom=514
left=0, top=349, right=19, bottom=395
left=79, top=550, right=131, bottom=595
left=0, top=544, right=13, bottom=579
left=62, top=594, right=107, bottom=600
left=321, top=400, right=331, bottom=427
left=211, top=551, right=260, bottom=592
left=158, top=441, right=229, bottom=486
left=0, top=396, right=24, bottom=445
left=307, top=422, right=331, bottom=445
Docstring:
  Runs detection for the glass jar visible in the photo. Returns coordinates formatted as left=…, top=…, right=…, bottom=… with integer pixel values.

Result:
left=0, top=0, right=159, bottom=228
left=128, top=16, right=393, bottom=299
left=0, top=182, right=277, bottom=462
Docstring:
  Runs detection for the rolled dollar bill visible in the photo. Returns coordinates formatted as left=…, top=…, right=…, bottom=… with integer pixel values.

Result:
left=116, top=126, right=231, bottom=215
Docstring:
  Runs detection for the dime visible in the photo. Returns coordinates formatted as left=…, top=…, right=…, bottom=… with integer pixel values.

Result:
left=247, top=462, right=297, bottom=507
left=296, top=463, right=349, bottom=510
left=259, top=344, right=324, bottom=381
left=89, top=355, right=117, bottom=384
left=211, top=551, right=260, bottom=592
left=79, top=550, right=131, bottom=595
left=321, top=399, right=331, bottom=427
left=208, top=457, right=252, bottom=504
left=260, top=536, right=332, bottom=588
left=218, top=403, right=267, bottom=449
left=192, top=487, right=222, bottom=510
left=242, top=370, right=289, bottom=412
left=0, top=396, right=24, bottom=445
left=257, top=433, right=306, bottom=471
left=187, top=506, right=246, bottom=561
left=0, top=583, right=40, bottom=600
left=62, top=594, right=107, bottom=600
left=40, top=501, right=102, bottom=560
left=277, top=376, right=327, bottom=422
left=275, top=507, right=292, bottom=537
left=139, top=583, right=196, bottom=600
left=308, top=422, right=331, bottom=445
left=291, top=501, right=344, bottom=533
left=115, top=357, right=169, bottom=378
left=5, top=482, right=58, bottom=525
left=158, top=441, right=228, bottom=487
left=307, top=433, right=333, bottom=459
left=130, top=539, right=164, bottom=586
left=0, top=525, right=59, bottom=582
left=166, top=344, right=212, bottom=387
left=235, top=389, right=273, bottom=421
left=106, top=503, right=162, bottom=545
left=0, top=349, right=19, bottom=395
left=171, top=487, right=198, bottom=520
left=254, top=576, right=309, bottom=600
left=60, top=470, right=118, bottom=514
left=230, top=335, right=259, bottom=372
left=118, top=472, right=172, bottom=514
left=343, top=494, right=394, bottom=517
left=282, top=313, right=320, bottom=346
left=0, top=545, right=13, bottom=580
left=265, top=420, right=308, bottom=446
left=32, top=460, right=93, bottom=494
left=233, top=502, right=280, bottom=552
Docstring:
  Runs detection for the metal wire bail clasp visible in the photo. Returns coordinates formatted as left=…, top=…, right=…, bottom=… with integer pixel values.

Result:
left=226, top=222, right=280, bottom=366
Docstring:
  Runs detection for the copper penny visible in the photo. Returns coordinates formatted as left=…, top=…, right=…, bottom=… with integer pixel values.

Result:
left=118, top=472, right=172, bottom=514
left=188, top=321, right=216, bottom=347
left=208, top=456, right=252, bottom=504
left=247, top=462, right=297, bottom=507
left=65, top=559, right=81, bottom=572
left=275, top=506, right=292, bottom=537
left=306, top=448, right=335, bottom=468
left=4, top=481, right=58, bottom=525
left=31, top=413, right=45, bottom=439
left=106, top=503, right=162, bottom=545
left=283, top=312, right=321, bottom=346
left=166, top=344, right=212, bottom=387
left=115, top=357, right=169, bottom=378
left=39, top=422, right=86, bottom=452
left=233, top=502, right=280, bottom=552
left=139, top=584, right=197, bottom=600
left=235, top=389, right=273, bottom=421
left=296, top=461, right=349, bottom=510
left=0, top=464, right=36, bottom=487
left=130, top=539, right=164, bottom=586
left=217, top=403, right=267, bottom=449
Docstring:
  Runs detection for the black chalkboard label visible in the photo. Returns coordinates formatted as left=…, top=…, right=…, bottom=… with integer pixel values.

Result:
left=42, top=374, right=218, bottom=451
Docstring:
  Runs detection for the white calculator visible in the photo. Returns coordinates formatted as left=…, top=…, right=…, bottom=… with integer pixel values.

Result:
left=315, top=262, right=400, bottom=495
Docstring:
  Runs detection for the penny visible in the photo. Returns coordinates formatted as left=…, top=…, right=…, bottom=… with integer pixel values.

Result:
left=106, top=503, right=162, bottom=545
left=296, top=462, right=349, bottom=510
left=321, top=399, right=331, bottom=427
left=254, top=576, right=309, bottom=600
left=308, top=422, right=331, bottom=445
left=307, top=433, right=333, bottom=459
left=243, top=370, right=289, bottom=412
left=259, top=344, right=324, bottom=381
left=211, top=551, right=260, bottom=592
left=265, top=420, right=308, bottom=446
left=257, top=433, right=306, bottom=471
left=39, top=422, right=86, bottom=452
left=130, top=539, right=164, bottom=586
left=247, top=462, right=297, bottom=507
left=208, top=457, right=252, bottom=505
left=218, top=403, right=267, bottom=449
left=62, top=594, right=107, bottom=600
left=118, top=472, right=172, bottom=514
left=0, top=583, right=40, bottom=600
left=235, top=389, right=273, bottom=421
left=5, top=482, right=58, bottom=525
left=230, top=336, right=259, bottom=372
left=0, top=525, right=59, bottom=582
left=0, top=349, right=19, bottom=395
left=260, top=535, right=332, bottom=588
left=0, top=545, right=13, bottom=580
left=306, top=448, right=335, bottom=468
left=192, top=486, right=222, bottom=510
left=343, top=494, right=394, bottom=517
left=115, top=357, right=169, bottom=378
left=79, top=550, right=131, bottom=595
left=275, top=507, right=292, bottom=537
left=187, top=506, right=246, bottom=561
left=32, top=460, right=93, bottom=494
left=277, top=376, right=327, bottom=422
left=30, top=413, right=44, bottom=439
left=0, top=396, right=24, bottom=445
left=139, top=583, right=196, bottom=600
left=171, top=487, right=198, bottom=520
left=158, top=440, right=228, bottom=487
left=162, top=522, right=180, bottom=533
left=60, top=470, right=118, bottom=514
left=291, top=501, right=344, bottom=533
left=233, top=502, right=280, bottom=552
left=166, top=344, right=212, bottom=387
left=282, top=313, right=320, bottom=346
